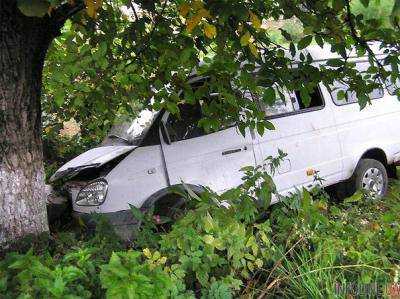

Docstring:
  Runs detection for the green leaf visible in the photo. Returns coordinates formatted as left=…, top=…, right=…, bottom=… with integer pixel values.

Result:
left=129, top=205, right=145, bottom=222
left=262, top=87, right=276, bottom=106
left=332, top=0, right=345, bottom=11
left=299, top=87, right=311, bottom=107
left=298, top=35, right=313, bottom=50
left=0, top=276, right=7, bottom=293
left=244, top=253, right=255, bottom=261
left=315, top=35, right=324, bottom=48
left=166, top=102, right=179, bottom=115
left=360, top=0, right=370, bottom=8
left=259, top=182, right=271, bottom=206
left=280, top=29, right=292, bottom=41
left=344, top=191, right=362, bottom=203
left=54, top=90, right=65, bottom=107
left=392, top=0, right=400, bottom=26
left=94, top=42, right=108, bottom=60
left=240, top=32, right=251, bottom=46
left=255, top=259, right=263, bottom=268
left=257, top=122, right=265, bottom=136
left=203, top=235, right=215, bottom=245
left=289, top=42, right=296, bottom=57
left=337, top=90, right=346, bottom=100
left=265, top=121, right=275, bottom=130
left=18, top=0, right=49, bottom=17
left=326, top=58, right=343, bottom=67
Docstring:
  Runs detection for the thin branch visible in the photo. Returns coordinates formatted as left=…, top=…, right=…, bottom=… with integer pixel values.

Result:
left=130, top=1, right=140, bottom=21
left=52, top=1, right=85, bottom=25
left=143, top=0, right=168, bottom=51
left=129, top=1, right=144, bottom=42
left=344, top=0, right=384, bottom=71
left=126, top=1, right=168, bottom=66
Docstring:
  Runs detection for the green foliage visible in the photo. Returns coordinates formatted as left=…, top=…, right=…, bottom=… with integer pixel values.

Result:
left=6, top=1, right=400, bottom=295
left=100, top=250, right=173, bottom=298
left=352, top=0, right=396, bottom=28
left=0, top=249, right=91, bottom=298
left=3, top=164, right=400, bottom=297
left=32, top=0, right=399, bottom=161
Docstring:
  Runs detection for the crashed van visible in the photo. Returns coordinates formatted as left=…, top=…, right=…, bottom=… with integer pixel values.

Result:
left=52, top=45, right=400, bottom=233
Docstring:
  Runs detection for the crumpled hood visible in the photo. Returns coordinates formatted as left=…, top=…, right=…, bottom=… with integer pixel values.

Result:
left=50, top=145, right=136, bottom=182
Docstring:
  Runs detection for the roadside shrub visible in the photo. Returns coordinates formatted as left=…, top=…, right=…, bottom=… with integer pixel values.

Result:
left=2, top=164, right=400, bottom=298
left=100, top=250, right=174, bottom=298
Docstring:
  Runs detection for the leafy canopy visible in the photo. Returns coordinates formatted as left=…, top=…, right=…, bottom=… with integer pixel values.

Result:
left=19, top=0, right=400, bottom=138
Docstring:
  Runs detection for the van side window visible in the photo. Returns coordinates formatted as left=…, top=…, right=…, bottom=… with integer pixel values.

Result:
left=295, top=87, right=324, bottom=110
left=249, top=85, right=324, bottom=118
left=246, top=88, right=295, bottom=117
left=165, top=103, right=205, bottom=142
left=331, top=61, right=384, bottom=105
left=356, top=61, right=384, bottom=99
left=265, top=97, right=295, bottom=116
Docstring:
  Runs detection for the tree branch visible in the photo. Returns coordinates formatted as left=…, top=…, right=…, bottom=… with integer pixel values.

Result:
left=344, top=0, right=384, bottom=70
left=49, top=1, right=85, bottom=36
left=126, top=1, right=168, bottom=66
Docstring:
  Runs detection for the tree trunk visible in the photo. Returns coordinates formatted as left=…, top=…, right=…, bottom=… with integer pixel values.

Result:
left=0, top=1, right=55, bottom=249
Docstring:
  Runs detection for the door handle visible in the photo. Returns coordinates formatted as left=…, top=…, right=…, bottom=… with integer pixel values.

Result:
left=222, top=148, right=242, bottom=156
left=222, top=146, right=247, bottom=156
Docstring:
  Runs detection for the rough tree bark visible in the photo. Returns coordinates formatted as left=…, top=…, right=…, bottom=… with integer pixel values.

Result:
left=0, top=1, right=62, bottom=249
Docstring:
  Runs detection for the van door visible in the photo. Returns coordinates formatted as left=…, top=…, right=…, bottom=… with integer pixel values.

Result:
left=253, top=84, right=343, bottom=197
left=160, top=103, right=257, bottom=193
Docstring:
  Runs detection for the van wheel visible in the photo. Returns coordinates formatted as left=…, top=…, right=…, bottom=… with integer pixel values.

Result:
left=353, top=159, right=388, bottom=198
left=153, top=195, right=188, bottom=231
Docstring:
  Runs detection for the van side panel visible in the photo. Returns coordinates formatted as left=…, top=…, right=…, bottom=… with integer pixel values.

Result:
left=102, top=145, right=169, bottom=212
left=255, top=84, right=343, bottom=198
left=331, top=93, right=400, bottom=180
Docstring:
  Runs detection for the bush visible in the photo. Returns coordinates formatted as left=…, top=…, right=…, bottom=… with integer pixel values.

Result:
left=1, top=164, right=400, bottom=298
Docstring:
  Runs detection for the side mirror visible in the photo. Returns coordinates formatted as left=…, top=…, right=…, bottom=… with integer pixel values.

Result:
left=160, top=123, right=171, bottom=145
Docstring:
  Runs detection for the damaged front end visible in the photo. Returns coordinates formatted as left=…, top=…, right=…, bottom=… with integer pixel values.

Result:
left=51, top=145, right=136, bottom=209
left=50, top=145, right=136, bottom=182
left=50, top=145, right=138, bottom=234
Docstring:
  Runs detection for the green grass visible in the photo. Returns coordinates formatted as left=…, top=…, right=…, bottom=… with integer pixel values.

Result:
left=253, top=180, right=400, bottom=298
left=1, top=176, right=400, bottom=298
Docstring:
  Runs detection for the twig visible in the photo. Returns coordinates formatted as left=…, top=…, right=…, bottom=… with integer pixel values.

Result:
left=126, top=0, right=168, bottom=67
left=344, top=0, right=385, bottom=72
left=52, top=1, right=85, bottom=28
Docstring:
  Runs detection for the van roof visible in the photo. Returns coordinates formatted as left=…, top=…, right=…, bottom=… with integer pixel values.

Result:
left=298, top=41, right=387, bottom=63
left=188, top=42, right=388, bottom=78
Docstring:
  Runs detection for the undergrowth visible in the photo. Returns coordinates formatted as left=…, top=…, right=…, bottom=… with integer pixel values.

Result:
left=1, top=165, right=400, bottom=298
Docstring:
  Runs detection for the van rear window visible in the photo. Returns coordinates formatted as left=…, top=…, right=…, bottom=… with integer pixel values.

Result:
left=330, top=81, right=384, bottom=105
left=330, top=61, right=384, bottom=105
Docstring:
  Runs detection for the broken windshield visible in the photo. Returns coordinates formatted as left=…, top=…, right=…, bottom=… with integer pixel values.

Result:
left=103, top=109, right=158, bottom=146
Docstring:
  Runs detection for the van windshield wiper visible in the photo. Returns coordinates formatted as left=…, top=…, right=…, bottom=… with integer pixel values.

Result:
left=108, top=134, right=131, bottom=144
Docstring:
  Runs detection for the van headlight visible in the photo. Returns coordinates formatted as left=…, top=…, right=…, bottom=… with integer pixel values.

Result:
left=75, top=179, right=108, bottom=206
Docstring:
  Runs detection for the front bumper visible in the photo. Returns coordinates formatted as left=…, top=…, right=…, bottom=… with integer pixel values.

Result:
left=73, top=209, right=140, bottom=240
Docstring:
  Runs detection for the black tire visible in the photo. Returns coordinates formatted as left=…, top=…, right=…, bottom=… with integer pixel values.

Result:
left=353, top=158, right=388, bottom=198
left=330, top=181, right=353, bottom=202
left=153, top=195, right=188, bottom=232
left=387, top=164, right=398, bottom=179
